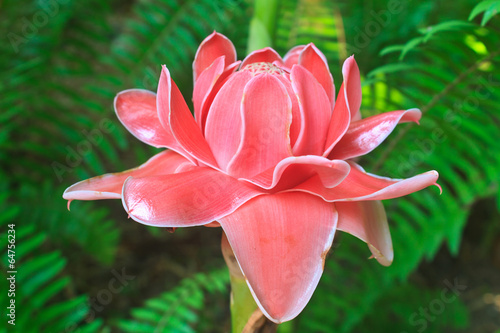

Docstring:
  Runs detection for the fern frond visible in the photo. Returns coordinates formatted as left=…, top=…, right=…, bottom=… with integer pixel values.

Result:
left=0, top=189, right=102, bottom=333
left=469, top=0, right=500, bottom=25
left=18, top=182, right=120, bottom=265
left=101, top=0, right=250, bottom=95
left=274, top=0, right=345, bottom=71
left=117, top=268, right=229, bottom=333
left=354, top=282, right=469, bottom=332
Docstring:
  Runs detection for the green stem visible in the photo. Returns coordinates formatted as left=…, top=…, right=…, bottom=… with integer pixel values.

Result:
left=230, top=272, right=259, bottom=332
left=247, top=0, right=280, bottom=53
left=222, top=232, right=258, bottom=332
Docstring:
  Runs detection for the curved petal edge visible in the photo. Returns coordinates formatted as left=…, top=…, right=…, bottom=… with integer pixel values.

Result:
left=219, top=192, right=338, bottom=323
left=329, top=108, right=422, bottom=160
left=122, top=167, right=264, bottom=227
left=63, top=150, right=190, bottom=201
left=336, top=200, right=393, bottom=266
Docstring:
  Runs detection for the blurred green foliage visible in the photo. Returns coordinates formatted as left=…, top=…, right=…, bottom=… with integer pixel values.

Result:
left=1, top=0, right=499, bottom=332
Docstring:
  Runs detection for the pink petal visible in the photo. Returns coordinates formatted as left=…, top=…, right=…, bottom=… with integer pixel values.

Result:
left=298, top=44, right=335, bottom=110
left=293, top=161, right=440, bottom=201
left=219, top=192, right=338, bottom=323
left=63, top=150, right=190, bottom=201
left=341, top=55, right=362, bottom=120
left=122, top=167, right=264, bottom=227
left=323, top=56, right=363, bottom=156
left=193, top=31, right=236, bottom=82
left=329, top=109, right=422, bottom=160
left=226, top=74, right=292, bottom=178
left=241, top=155, right=350, bottom=191
left=204, top=71, right=253, bottom=170
left=193, top=56, right=226, bottom=128
left=157, top=66, right=218, bottom=168
left=224, top=60, right=243, bottom=73
left=196, top=60, right=241, bottom=131
left=283, top=45, right=306, bottom=68
left=240, top=47, right=283, bottom=68
left=275, top=75, right=301, bottom=148
left=336, top=201, right=393, bottom=266
left=322, top=82, right=351, bottom=156
left=290, top=65, right=332, bottom=156
left=114, top=89, right=175, bottom=148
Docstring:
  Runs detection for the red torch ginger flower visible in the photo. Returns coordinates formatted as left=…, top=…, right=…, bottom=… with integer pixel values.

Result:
left=63, top=32, right=440, bottom=323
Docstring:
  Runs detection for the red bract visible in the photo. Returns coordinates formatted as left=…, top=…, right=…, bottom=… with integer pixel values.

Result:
left=63, top=32, right=440, bottom=323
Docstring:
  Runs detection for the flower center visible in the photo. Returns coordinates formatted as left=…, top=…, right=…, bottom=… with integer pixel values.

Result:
left=241, top=62, right=285, bottom=76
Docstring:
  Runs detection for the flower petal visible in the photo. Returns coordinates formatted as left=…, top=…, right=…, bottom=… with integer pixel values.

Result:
left=204, top=71, right=253, bottom=170
left=341, top=55, right=361, bottom=120
left=196, top=60, right=242, bottom=131
left=298, top=44, right=335, bottom=110
left=290, top=65, right=332, bottom=156
left=293, top=161, right=440, bottom=201
left=241, top=155, right=350, bottom=191
left=323, top=56, right=363, bottom=156
left=240, top=47, right=284, bottom=69
left=63, top=150, right=190, bottom=201
left=219, top=192, right=338, bottom=323
left=336, top=200, right=393, bottom=266
left=227, top=74, right=292, bottom=178
left=157, top=66, right=218, bottom=168
left=275, top=74, right=301, bottom=148
left=322, top=83, right=351, bottom=156
left=193, top=31, right=236, bottom=82
left=283, top=45, right=306, bottom=68
left=114, top=89, right=174, bottom=148
left=329, top=109, right=422, bottom=160
left=122, top=167, right=263, bottom=227
left=193, top=56, right=226, bottom=128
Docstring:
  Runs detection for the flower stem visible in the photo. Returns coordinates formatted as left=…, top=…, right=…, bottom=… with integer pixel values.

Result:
left=247, top=0, right=280, bottom=53
left=222, top=232, right=277, bottom=333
